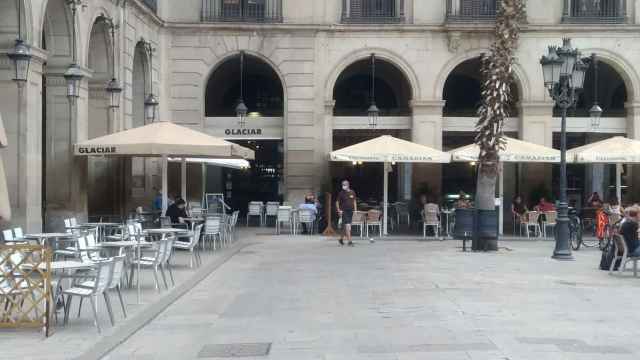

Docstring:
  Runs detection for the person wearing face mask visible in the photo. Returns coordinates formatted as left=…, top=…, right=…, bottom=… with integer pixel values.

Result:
left=336, top=180, right=357, bottom=246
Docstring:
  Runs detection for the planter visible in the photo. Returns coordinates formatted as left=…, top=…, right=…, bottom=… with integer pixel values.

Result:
left=472, top=208, right=499, bottom=251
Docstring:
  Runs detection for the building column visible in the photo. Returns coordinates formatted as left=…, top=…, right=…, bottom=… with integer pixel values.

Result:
left=519, top=101, right=554, bottom=205
left=411, top=100, right=445, bottom=198
left=626, top=102, right=640, bottom=203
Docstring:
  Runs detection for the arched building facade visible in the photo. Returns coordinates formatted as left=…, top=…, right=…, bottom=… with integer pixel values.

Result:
left=2, top=0, right=640, bottom=231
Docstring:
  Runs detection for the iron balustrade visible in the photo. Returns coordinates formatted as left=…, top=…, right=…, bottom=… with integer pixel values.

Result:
left=563, top=0, right=627, bottom=23
left=341, top=0, right=405, bottom=24
left=202, top=0, right=283, bottom=23
left=446, top=0, right=497, bottom=22
left=142, top=0, right=158, bottom=13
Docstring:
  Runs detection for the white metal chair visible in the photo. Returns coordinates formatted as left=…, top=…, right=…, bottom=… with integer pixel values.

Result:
left=394, top=202, right=411, bottom=226
left=423, top=204, right=441, bottom=239
left=203, top=217, right=222, bottom=250
left=610, top=234, right=640, bottom=277
left=265, top=202, right=280, bottom=226
left=297, top=209, right=316, bottom=235
left=542, top=211, right=557, bottom=238
left=63, top=258, right=114, bottom=333
left=366, top=210, right=382, bottom=238
left=351, top=211, right=366, bottom=238
left=129, top=238, right=172, bottom=291
left=276, top=206, right=294, bottom=235
left=173, top=224, right=203, bottom=268
left=523, top=211, right=542, bottom=238
left=11, top=228, right=23, bottom=240
left=76, top=255, right=128, bottom=324
left=2, top=229, right=14, bottom=242
left=246, top=202, right=264, bottom=227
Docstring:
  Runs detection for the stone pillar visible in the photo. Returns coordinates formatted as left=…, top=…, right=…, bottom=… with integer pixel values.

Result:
left=519, top=101, right=554, bottom=205
left=411, top=100, right=445, bottom=198
left=0, top=48, right=47, bottom=232
left=626, top=102, right=640, bottom=203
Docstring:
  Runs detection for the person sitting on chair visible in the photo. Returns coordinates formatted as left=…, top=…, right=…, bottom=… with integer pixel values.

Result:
left=298, top=195, right=318, bottom=234
left=620, top=207, right=640, bottom=257
left=165, top=198, right=189, bottom=228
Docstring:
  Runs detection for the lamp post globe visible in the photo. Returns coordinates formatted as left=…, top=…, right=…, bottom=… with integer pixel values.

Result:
left=63, top=63, right=84, bottom=99
left=367, top=103, right=379, bottom=128
left=236, top=100, right=248, bottom=128
left=144, top=93, right=159, bottom=122
left=105, top=78, right=123, bottom=109
left=7, top=39, right=32, bottom=86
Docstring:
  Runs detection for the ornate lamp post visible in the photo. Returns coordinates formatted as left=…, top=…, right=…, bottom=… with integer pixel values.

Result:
left=7, top=0, right=32, bottom=86
left=540, top=38, right=587, bottom=261
left=142, top=40, right=159, bottom=122
left=236, top=51, right=248, bottom=128
left=102, top=16, right=122, bottom=112
left=64, top=1, right=84, bottom=103
left=368, top=53, right=379, bottom=128
left=589, top=53, right=603, bottom=129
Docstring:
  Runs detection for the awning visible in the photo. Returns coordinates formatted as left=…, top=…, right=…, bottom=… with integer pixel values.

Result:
left=568, top=136, right=640, bottom=163
left=74, top=121, right=254, bottom=160
left=448, top=136, right=560, bottom=163
left=168, top=157, right=251, bottom=170
left=330, top=135, right=451, bottom=164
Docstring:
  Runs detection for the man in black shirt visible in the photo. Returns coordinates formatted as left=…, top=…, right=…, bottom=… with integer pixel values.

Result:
left=336, top=180, right=357, bottom=247
left=620, top=208, right=640, bottom=256
left=165, top=199, right=188, bottom=225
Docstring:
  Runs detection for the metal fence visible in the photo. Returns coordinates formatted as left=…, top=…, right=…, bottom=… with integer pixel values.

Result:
left=142, top=0, right=158, bottom=13
left=446, top=0, right=497, bottom=22
left=0, top=245, right=52, bottom=337
left=202, top=0, right=283, bottom=23
left=341, top=0, right=404, bottom=24
left=563, top=0, right=626, bottom=23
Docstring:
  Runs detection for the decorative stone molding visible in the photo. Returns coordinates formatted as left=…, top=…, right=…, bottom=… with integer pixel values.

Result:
left=447, top=31, right=462, bottom=53
left=324, top=100, right=336, bottom=116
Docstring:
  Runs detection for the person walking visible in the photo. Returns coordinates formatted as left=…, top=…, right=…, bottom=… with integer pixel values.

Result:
left=336, top=180, right=357, bottom=247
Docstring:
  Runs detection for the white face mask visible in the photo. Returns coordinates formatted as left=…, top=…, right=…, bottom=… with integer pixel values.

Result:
left=342, top=184, right=349, bottom=190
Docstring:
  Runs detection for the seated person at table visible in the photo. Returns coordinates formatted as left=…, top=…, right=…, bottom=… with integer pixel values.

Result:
left=454, top=191, right=472, bottom=209
left=298, top=195, right=318, bottom=234
left=534, top=197, right=555, bottom=212
left=165, top=199, right=189, bottom=227
left=512, top=195, right=528, bottom=223
left=620, top=207, right=640, bottom=257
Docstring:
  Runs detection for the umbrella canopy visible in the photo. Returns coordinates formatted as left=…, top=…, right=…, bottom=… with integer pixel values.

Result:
left=567, top=136, right=640, bottom=163
left=448, top=136, right=560, bottom=163
left=168, top=157, right=251, bottom=170
left=330, top=135, right=451, bottom=163
left=0, top=113, right=10, bottom=221
left=74, top=121, right=254, bottom=160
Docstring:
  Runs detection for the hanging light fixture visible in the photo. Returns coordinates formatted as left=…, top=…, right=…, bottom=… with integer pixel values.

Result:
left=142, top=40, right=159, bottom=122
left=7, top=0, right=32, bottom=87
left=64, top=0, right=84, bottom=101
left=103, top=15, right=122, bottom=110
left=589, top=53, right=603, bottom=129
left=236, top=51, right=248, bottom=128
left=368, top=53, right=379, bottom=128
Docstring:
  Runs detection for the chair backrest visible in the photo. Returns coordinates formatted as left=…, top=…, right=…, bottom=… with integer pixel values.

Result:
left=2, top=229, right=14, bottom=241
left=161, top=236, right=175, bottom=263
left=76, top=236, right=91, bottom=263
left=352, top=211, right=366, bottom=224
left=160, top=216, right=172, bottom=228
left=190, top=224, right=203, bottom=249
left=205, top=217, right=221, bottom=234
left=93, top=259, right=114, bottom=294
left=613, top=234, right=628, bottom=257
left=395, top=202, right=409, bottom=214
left=12, top=228, right=23, bottom=239
left=367, top=210, right=381, bottom=222
left=64, top=219, right=72, bottom=233
left=108, top=255, right=126, bottom=289
left=248, top=203, right=262, bottom=215
left=298, top=209, right=315, bottom=223
left=544, top=211, right=557, bottom=224
left=232, top=211, right=239, bottom=227
left=266, top=203, right=279, bottom=216
left=127, top=224, right=136, bottom=238
left=526, top=211, right=540, bottom=224
left=277, top=207, right=292, bottom=222
left=70, top=218, right=78, bottom=227
left=86, top=233, right=97, bottom=248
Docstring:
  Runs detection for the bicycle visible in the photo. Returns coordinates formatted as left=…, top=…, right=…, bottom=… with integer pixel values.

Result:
left=569, top=208, right=584, bottom=250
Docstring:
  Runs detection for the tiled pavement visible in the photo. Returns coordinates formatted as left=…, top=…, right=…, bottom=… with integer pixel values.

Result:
left=102, top=234, right=640, bottom=360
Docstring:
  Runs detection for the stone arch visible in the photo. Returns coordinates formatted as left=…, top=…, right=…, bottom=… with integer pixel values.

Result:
left=132, top=40, right=150, bottom=128
left=325, top=47, right=420, bottom=103
left=41, top=0, right=73, bottom=67
left=0, top=0, right=34, bottom=47
left=202, top=50, right=289, bottom=119
left=435, top=49, right=531, bottom=103
left=82, top=8, right=117, bottom=72
left=578, top=47, right=639, bottom=104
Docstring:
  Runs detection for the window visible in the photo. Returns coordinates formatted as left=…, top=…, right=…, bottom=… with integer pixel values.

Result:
left=563, top=0, right=626, bottom=23
left=201, top=0, right=283, bottom=22
left=342, top=0, right=404, bottom=24
left=446, top=0, right=497, bottom=22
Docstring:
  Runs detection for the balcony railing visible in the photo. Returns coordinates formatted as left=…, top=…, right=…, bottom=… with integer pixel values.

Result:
left=142, top=0, right=158, bottom=13
left=446, top=0, right=497, bottom=22
left=201, top=0, right=283, bottom=23
left=341, top=0, right=404, bottom=24
left=562, top=0, right=626, bottom=23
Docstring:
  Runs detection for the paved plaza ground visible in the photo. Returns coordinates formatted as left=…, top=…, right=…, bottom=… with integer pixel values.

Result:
left=99, top=232, right=640, bottom=360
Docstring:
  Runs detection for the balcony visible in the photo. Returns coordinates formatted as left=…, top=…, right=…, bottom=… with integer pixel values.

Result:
left=562, top=0, right=627, bottom=24
left=142, top=0, right=157, bottom=13
left=341, top=0, right=405, bottom=24
left=446, top=0, right=497, bottom=22
left=201, top=0, right=283, bottom=23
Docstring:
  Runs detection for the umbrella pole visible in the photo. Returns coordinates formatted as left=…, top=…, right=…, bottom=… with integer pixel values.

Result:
left=616, top=164, right=622, bottom=203
left=383, top=162, right=389, bottom=236
left=499, top=163, right=504, bottom=236
left=162, top=155, right=168, bottom=215
left=181, top=158, right=187, bottom=201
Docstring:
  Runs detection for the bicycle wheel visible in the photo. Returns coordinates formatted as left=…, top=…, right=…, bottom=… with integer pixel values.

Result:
left=570, top=227, right=581, bottom=250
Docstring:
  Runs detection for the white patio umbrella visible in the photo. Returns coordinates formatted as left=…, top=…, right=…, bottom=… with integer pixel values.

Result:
left=75, top=121, right=254, bottom=304
left=0, top=113, right=10, bottom=221
left=330, top=135, right=451, bottom=236
left=567, top=136, right=640, bottom=202
left=448, top=136, right=561, bottom=234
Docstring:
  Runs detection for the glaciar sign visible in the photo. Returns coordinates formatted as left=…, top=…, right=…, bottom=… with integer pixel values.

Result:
left=225, top=128, right=263, bottom=136
left=77, top=146, right=117, bottom=154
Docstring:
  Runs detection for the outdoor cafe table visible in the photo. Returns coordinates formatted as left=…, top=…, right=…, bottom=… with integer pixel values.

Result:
left=80, top=222, right=124, bottom=241
left=23, top=233, right=76, bottom=246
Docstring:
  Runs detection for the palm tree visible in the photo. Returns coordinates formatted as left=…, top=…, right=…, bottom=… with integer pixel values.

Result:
left=474, top=0, right=526, bottom=250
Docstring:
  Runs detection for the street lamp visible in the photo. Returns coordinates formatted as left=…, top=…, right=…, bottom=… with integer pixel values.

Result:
left=64, top=63, right=83, bottom=99
left=102, top=15, right=122, bottom=110
left=144, top=93, right=159, bottom=123
left=236, top=51, right=248, bottom=128
left=7, top=0, right=32, bottom=86
left=106, top=77, right=122, bottom=109
left=368, top=53, right=379, bottom=128
left=540, top=38, right=586, bottom=261
left=589, top=53, right=603, bottom=129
